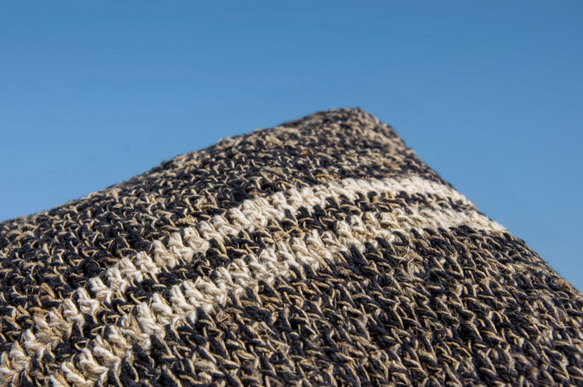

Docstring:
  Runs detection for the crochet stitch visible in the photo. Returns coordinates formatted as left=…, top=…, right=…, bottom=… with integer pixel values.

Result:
left=0, top=108, right=581, bottom=386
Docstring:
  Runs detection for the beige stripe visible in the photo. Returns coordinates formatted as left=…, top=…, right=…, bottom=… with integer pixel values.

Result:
left=0, top=176, right=505, bottom=386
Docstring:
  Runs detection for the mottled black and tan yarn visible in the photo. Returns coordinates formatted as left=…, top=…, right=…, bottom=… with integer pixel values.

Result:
left=0, top=109, right=582, bottom=387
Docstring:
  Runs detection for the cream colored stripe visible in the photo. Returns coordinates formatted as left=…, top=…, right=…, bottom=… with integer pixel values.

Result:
left=0, top=176, right=505, bottom=386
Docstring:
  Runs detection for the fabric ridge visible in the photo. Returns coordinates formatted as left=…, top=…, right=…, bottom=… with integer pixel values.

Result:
left=0, top=108, right=581, bottom=386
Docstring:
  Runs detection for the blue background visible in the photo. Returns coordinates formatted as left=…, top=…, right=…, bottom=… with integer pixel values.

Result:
left=1, top=1, right=582, bottom=290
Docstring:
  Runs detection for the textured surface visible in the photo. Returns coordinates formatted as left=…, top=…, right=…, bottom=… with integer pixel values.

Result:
left=0, top=108, right=582, bottom=386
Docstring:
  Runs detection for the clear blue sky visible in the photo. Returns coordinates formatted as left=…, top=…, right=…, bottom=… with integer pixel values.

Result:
left=1, top=1, right=582, bottom=290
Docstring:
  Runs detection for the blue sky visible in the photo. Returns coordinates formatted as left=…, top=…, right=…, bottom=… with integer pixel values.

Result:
left=1, top=1, right=582, bottom=290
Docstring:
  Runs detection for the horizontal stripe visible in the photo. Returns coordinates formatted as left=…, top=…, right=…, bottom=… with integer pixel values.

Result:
left=0, top=175, right=504, bottom=386
left=0, top=108, right=435, bottom=316
left=114, top=227, right=559, bottom=386
left=0, top=109, right=441, bottom=366
left=92, top=183, right=480, bottom=312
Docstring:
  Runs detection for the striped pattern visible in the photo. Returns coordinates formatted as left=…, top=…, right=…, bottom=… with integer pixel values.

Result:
left=0, top=108, right=582, bottom=386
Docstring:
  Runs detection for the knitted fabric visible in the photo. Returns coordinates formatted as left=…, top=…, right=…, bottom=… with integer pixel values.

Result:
left=0, top=108, right=582, bottom=386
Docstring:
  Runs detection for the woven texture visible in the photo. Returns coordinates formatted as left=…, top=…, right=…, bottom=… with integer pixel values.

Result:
left=0, top=108, right=582, bottom=386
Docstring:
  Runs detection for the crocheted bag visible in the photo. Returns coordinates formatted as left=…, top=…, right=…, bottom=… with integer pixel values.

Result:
left=1, top=108, right=581, bottom=386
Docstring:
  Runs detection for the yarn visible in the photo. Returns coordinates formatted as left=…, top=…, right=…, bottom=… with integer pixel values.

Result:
left=0, top=108, right=581, bottom=386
